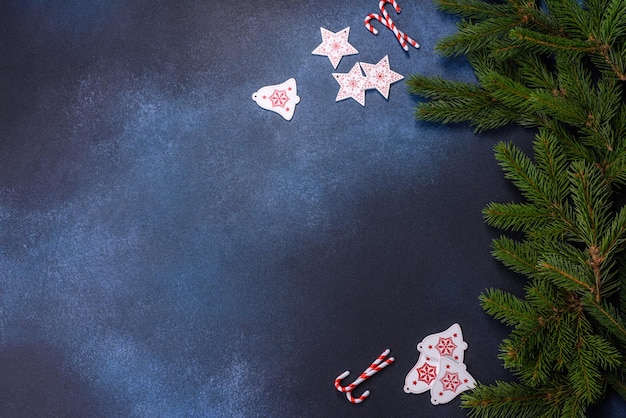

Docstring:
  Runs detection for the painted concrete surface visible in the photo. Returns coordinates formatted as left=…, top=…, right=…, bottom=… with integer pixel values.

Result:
left=1, top=1, right=624, bottom=417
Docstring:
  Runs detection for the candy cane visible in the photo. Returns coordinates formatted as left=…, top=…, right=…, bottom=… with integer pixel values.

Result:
left=364, top=0, right=419, bottom=51
left=379, top=0, right=414, bottom=50
left=380, top=0, right=419, bottom=51
left=334, top=348, right=395, bottom=404
left=364, top=1, right=393, bottom=36
left=383, top=0, right=401, bottom=11
left=364, top=13, right=387, bottom=35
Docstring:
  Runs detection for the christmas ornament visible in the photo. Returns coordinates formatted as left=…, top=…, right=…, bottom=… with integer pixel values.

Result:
left=312, top=27, right=358, bottom=69
left=430, top=357, right=476, bottom=405
left=251, top=78, right=301, bottom=121
left=364, top=0, right=419, bottom=51
left=404, top=352, right=439, bottom=394
left=417, top=323, right=467, bottom=363
left=332, top=57, right=404, bottom=106
left=332, top=62, right=368, bottom=106
left=404, top=324, right=475, bottom=405
left=360, top=55, right=404, bottom=99
left=334, top=348, right=395, bottom=404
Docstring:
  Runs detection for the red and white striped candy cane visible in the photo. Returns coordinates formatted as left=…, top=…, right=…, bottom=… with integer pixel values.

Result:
left=364, top=0, right=398, bottom=36
left=346, top=388, right=371, bottom=404
left=364, top=12, right=386, bottom=35
left=334, top=348, right=395, bottom=404
left=380, top=0, right=419, bottom=51
left=364, top=0, right=419, bottom=51
left=382, top=0, right=401, bottom=15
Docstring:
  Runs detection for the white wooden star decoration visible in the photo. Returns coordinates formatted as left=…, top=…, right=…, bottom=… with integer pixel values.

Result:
left=312, top=27, right=359, bottom=69
left=332, top=62, right=368, bottom=106
left=360, top=55, right=404, bottom=100
left=330, top=56, right=404, bottom=106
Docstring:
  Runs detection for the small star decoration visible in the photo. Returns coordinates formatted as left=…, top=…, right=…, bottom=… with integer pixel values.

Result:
left=332, top=55, right=404, bottom=106
left=360, top=55, right=404, bottom=99
left=312, top=27, right=358, bottom=69
left=333, top=62, right=368, bottom=106
left=312, top=27, right=405, bottom=106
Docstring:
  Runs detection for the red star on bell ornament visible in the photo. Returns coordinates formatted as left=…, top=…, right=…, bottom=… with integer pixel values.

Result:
left=436, top=337, right=457, bottom=357
left=416, top=362, right=438, bottom=385
left=269, top=89, right=289, bottom=108
left=440, top=371, right=462, bottom=392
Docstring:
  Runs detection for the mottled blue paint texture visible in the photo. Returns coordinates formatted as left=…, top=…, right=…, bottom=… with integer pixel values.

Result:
left=1, top=1, right=625, bottom=417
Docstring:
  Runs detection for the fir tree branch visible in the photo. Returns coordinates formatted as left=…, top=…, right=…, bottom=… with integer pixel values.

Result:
left=436, top=0, right=511, bottom=20
left=526, top=278, right=560, bottom=311
left=436, top=17, right=522, bottom=57
left=584, top=334, right=622, bottom=370
left=498, top=314, right=566, bottom=376
left=607, top=369, right=626, bottom=401
left=583, top=296, right=626, bottom=346
left=560, top=391, right=587, bottom=418
left=539, top=256, right=596, bottom=295
left=510, top=27, right=600, bottom=54
left=594, top=43, right=626, bottom=80
left=569, top=315, right=604, bottom=403
left=480, top=288, right=537, bottom=326
left=493, top=142, right=576, bottom=234
left=484, top=202, right=553, bottom=233
left=533, top=130, right=570, bottom=200
left=599, top=0, right=626, bottom=46
left=461, top=380, right=573, bottom=417
left=531, top=92, right=588, bottom=127
left=411, top=0, right=626, bottom=414
left=405, top=75, right=486, bottom=100
left=414, top=98, right=512, bottom=129
left=570, top=161, right=611, bottom=249
left=494, top=141, right=547, bottom=203
left=541, top=119, right=596, bottom=163
left=524, top=349, right=550, bottom=387
left=517, top=53, right=560, bottom=91
left=601, top=206, right=626, bottom=262
left=479, top=70, right=537, bottom=113
left=549, top=311, right=577, bottom=370
left=490, top=237, right=541, bottom=277
left=548, top=0, right=595, bottom=39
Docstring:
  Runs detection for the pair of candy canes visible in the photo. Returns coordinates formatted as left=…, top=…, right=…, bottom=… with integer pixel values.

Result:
left=334, top=348, right=395, bottom=404
left=365, top=0, right=419, bottom=51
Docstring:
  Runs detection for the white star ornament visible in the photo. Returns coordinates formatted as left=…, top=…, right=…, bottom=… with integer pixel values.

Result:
left=360, top=55, right=404, bottom=99
left=312, top=27, right=358, bottom=69
left=332, top=62, right=368, bottom=106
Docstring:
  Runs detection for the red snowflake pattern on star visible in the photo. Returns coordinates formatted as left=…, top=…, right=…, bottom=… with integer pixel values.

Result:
left=359, top=55, right=403, bottom=99
left=269, top=89, right=289, bottom=108
left=436, top=337, right=457, bottom=357
left=311, top=27, right=358, bottom=69
left=332, top=62, right=367, bottom=106
left=440, top=371, right=461, bottom=392
left=416, top=362, right=438, bottom=385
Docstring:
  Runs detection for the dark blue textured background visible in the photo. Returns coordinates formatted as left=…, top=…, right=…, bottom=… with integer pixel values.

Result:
left=1, top=1, right=625, bottom=416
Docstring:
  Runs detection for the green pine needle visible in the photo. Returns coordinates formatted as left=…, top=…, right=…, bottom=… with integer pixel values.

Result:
left=409, top=0, right=626, bottom=415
